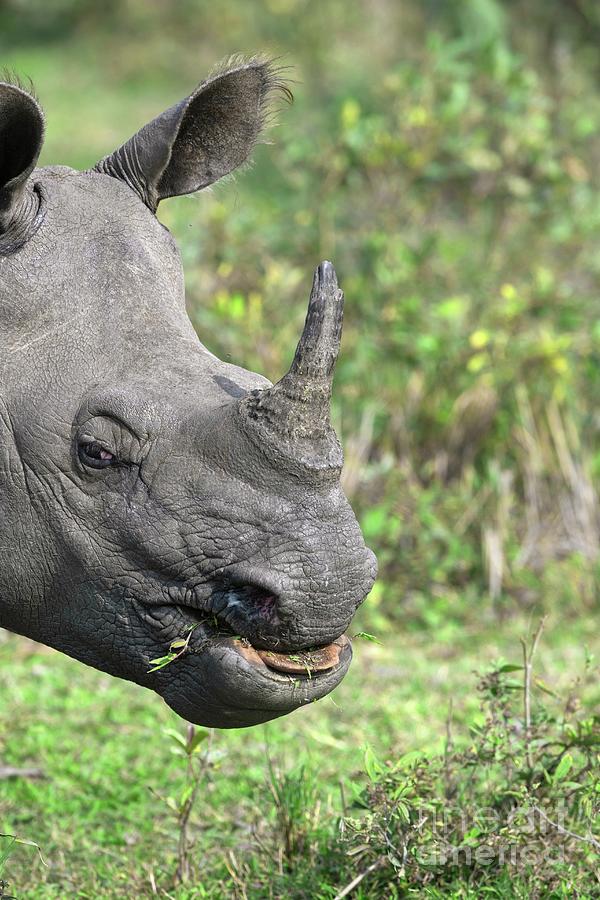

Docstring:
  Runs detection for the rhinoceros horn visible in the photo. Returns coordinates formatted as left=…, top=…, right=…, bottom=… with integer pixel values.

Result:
left=239, top=261, right=344, bottom=470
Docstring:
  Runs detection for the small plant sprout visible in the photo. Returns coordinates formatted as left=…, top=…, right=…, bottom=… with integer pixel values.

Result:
left=0, top=832, right=46, bottom=886
left=149, top=724, right=216, bottom=885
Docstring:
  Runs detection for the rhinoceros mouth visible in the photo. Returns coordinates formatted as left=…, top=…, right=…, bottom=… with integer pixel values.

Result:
left=142, top=597, right=348, bottom=679
left=126, top=586, right=352, bottom=728
left=130, top=583, right=352, bottom=726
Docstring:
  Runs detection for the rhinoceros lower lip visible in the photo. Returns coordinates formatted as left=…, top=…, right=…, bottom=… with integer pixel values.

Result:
left=234, top=635, right=349, bottom=676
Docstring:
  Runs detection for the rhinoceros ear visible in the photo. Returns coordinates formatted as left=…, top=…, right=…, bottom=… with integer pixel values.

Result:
left=94, top=57, right=290, bottom=213
left=0, top=80, right=45, bottom=237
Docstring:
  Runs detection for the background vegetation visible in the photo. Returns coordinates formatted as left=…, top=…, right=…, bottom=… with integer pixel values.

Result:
left=1, top=0, right=599, bottom=896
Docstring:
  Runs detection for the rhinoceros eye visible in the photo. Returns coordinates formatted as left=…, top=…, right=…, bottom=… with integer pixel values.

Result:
left=78, top=440, right=117, bottom=470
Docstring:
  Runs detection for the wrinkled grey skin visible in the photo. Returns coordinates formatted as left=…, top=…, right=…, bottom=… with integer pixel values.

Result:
left=0, top=59, right=376, bottom=728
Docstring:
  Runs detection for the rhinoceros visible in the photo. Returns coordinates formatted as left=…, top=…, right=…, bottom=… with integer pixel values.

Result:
left=0, top=58, right=376, bottom=728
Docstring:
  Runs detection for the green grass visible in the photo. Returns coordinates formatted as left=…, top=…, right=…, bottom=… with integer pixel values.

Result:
left=1, top=608, right=598, bottom=897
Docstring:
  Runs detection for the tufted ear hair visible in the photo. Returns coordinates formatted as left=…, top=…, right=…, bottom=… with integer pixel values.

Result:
left=94, top=57, right=290, bottom=213
left=0, top=80, right=45, bottom=236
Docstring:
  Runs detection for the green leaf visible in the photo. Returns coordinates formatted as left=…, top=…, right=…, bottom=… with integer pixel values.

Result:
left=463, top=826, right=482, bottom=844
left=0, top=836, right=16, bottom=871
left=0, top=833, right=46, bottom=868
left=164, top=728, right=188, bottom=749
left=364, top=744, right=384, bottom=781
left=553, top=753, right=573, bottom=783
left=180, top=784, right=194, bottom=808
left=395, top=800, right=411, bottom=824
left=169, top=746, right=186, bottom=758
left=353, top=632, right=383, bottom=645
left=188, top=728, right=210, bottom=754
left=147, top=653, right=177, bottom=673
left=497, top=664, right=523, bottom=673
left=534, top=678, right=560, bottom=698
left=396, top=750, right=426, bottom=769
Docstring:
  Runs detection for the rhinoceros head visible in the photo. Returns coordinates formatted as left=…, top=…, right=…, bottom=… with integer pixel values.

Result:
left=0, top=59, right=376, bottom=728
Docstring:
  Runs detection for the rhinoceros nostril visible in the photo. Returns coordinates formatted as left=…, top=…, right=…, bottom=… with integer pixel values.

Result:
left=248, top=588, right=277, bottom=614
left=225, top=585, right=281, bottom=627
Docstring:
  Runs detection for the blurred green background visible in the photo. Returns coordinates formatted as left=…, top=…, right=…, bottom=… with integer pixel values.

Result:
left=1, top=0, right=599, bottom=896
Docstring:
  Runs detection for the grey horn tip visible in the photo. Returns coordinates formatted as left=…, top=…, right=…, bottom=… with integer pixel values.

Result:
left=317, top=260, right=337, bottom=286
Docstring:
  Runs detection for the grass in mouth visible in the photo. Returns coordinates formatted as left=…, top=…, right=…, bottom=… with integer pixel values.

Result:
left=147, top=624, right=199, bottom=673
